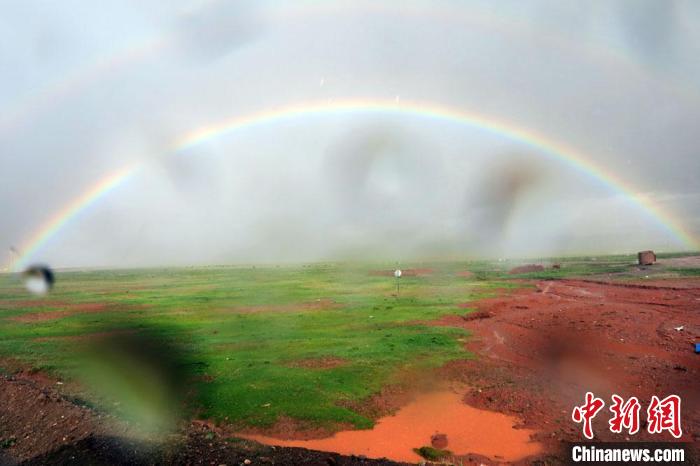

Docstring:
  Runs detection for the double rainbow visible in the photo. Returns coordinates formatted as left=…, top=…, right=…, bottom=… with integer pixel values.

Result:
left=6, top=99, right=697, bottom=271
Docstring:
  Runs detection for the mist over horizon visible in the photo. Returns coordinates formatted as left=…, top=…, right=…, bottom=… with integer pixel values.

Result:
left=2, top=0, right=699, bottom=270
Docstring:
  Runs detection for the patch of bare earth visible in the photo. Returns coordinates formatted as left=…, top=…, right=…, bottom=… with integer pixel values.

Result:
left=431, top=278, right=700, bottom=461
left=232, top=298, right=342, bottom=314
left=0, top=300, right=68, bottom=310
left=286, top=356, right=348, bottom=369
left=32, top=329, right=137, bottom=343
left=0, top=370, right=401, bottom=466
left=0, top=372, right=101, bottom=464
left=232, top=416, right=359, bottom=442
left=335, top=368, right=441, bottom=421
left=657, top=255, right=700, bottom=268
left=8, top=303, right=111, bottom=323
left=508, top=264, right=544, bottom=274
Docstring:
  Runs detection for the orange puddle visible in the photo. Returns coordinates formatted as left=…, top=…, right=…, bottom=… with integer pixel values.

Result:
left=240, top=389, right=542, bottom=463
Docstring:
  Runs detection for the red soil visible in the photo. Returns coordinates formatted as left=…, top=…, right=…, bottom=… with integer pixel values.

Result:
left=0, top=299, right=68, bottom=309
left=32, top=329, right=137, bottom=343
left=241, top=388, right=542, bottom=463
left=434, top=278, right=700, bottom=456
left=8, top=303, right=109, bottom=322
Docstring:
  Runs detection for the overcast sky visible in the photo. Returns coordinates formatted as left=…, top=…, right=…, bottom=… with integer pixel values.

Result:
left=1, top=0, right=699, bottom=269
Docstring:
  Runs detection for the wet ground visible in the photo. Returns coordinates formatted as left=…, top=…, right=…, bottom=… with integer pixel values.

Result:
left=436, top=278, right=700, bottom=454
left=241, top=388, right=541, bottom=462
left=0, top=372, right=401, bottom=466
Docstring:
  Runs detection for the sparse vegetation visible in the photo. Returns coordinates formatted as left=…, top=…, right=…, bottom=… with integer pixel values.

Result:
left=0, top=437, right=17, bottom=449
left=413, top=445, right=452, bottom=460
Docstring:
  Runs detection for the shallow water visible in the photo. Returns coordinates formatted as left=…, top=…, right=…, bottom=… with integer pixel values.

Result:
left=241, top=389, right=542, bottom=463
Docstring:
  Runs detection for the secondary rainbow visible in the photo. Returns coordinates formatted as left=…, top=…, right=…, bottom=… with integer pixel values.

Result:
left=7, top=99, right=698, bottom=271
left=4, top=0, right=697, bottom=138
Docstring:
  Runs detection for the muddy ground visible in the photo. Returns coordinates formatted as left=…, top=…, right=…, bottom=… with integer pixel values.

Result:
left=436, top=278, right=700, bottom=459
left=0, top=371, right=400, bottom=466
left=1, top=277, right=698, bottom=465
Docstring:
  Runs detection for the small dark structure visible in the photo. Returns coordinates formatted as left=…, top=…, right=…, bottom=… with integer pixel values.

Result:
left=431, top=433, right=448, bottom=449
left=638, top=250, right=656, bottom=266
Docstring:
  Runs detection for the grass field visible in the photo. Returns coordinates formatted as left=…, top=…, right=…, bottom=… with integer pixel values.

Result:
left=0, top=263, right=497, bottom=432
left=0, top=254, right=697, bottom=434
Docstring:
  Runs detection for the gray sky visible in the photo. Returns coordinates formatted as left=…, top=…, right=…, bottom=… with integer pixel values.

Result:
left=2, top=0, right=699, bottom=269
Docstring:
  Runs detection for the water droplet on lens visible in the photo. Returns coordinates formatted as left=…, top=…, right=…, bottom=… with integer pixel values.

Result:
left=22, top=265, right=54, bottom=295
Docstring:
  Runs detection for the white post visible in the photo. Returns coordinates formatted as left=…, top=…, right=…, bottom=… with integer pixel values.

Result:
left=394, top=269, right=402, bottom=298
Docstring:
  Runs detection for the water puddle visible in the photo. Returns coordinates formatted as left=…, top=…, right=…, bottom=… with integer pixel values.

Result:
left=240, top=389, right=542, bottom=463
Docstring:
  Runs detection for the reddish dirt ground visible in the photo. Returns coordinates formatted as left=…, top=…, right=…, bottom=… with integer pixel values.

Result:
left=435, top=278, right=700, bottom=460
left=0, top=373, right=401, bottom=466
left=8, top=302, right=112, bottom=323
left=0, top=299, right=68, bottom=309
left=241, top=388, right=542, bottom=463
left=32, top=329, right=137, bottom=343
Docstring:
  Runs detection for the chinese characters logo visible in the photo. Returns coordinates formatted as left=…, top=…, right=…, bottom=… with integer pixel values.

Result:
left=572, top=392, right=682, bottom=439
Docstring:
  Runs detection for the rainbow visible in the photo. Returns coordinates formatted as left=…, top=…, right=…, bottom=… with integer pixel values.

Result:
left=0, top=37, right=165, bottom=137
left=7, top=165, right=138, bottom=272
left=173, top=99, right=698, bottom=247
left=6, top=99, right=698, bottom=271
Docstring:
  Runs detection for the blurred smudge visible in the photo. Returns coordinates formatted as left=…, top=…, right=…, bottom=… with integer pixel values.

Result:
left=22, top=264, right=55, bottom=295
left=616, top=0, right=678, bottom=69
left=78, top=328, right=191, bottom=437
left=171, top=0, right=262, bottom=63
left=324, top=126, right=442, bottom=226
left=462, top=155, right=545, bottom=247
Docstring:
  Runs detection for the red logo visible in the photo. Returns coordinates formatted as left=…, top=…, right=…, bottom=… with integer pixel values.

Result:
left=572, top=392, right=606, bottom=439
left=608, top=394, right=641, bottom=435
left=647, top=395, right=682, bottom=438
left=573, top=393, right=682, bottom=439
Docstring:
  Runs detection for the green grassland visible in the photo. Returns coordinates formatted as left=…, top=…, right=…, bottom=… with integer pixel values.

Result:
left=0, top=254, right=697, bottom=432
left=0, top=263, right=498, bottom=431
